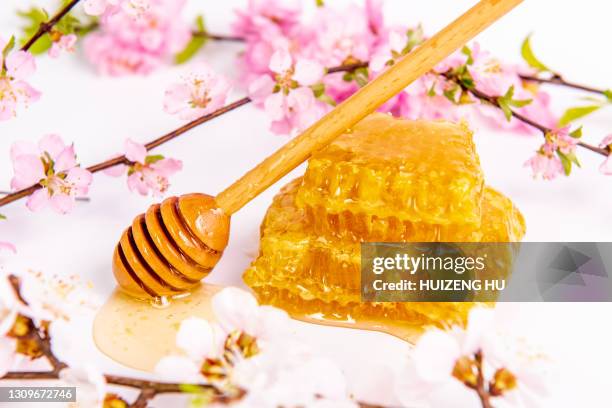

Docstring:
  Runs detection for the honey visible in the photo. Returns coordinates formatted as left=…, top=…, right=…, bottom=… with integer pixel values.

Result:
left=244, top=114, right=525, bottom=331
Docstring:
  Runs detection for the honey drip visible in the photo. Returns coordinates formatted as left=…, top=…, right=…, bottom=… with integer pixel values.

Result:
left=93, top=284, right=221, bottom=371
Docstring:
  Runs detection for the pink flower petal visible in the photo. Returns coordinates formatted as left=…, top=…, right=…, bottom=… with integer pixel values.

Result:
left=124, top=139, right=147, bottom=164
left=6, top=51, right=36, bottom=80
left=49, top=193, right=76, bottom=215
left=66, top=167, right=94, bottom=190
left=103, top=164, right=127, bottom=177
left=599, top=156, right=612, bottom=175
left=54, top=146, right=77, bottom=173
left=248, top=75, right=275, bottom=105
left=264, top=92, right=286, bottom=121
left=38, top=134, right=68, bottom=160
left=127, top=172, right=150, bottom=196
left=599, top=134, right=612, bottom=149
left=151, top=158, right=182, bottom=176
left=83, top=0, right=109, bottom=16
left=163, top=83, right=191, bottom=115
left=48, top=43, right=61, bottom=59
left=269, top=48, right=293, bottom=74
left=0, top=242, right=16, bottom=254
left=10, top=141, right=38, bottom=162
left=11, top=80, right=42, bottom=104
left=11, top=154, right=44, bottom=190
left=26, top=189, right=49, bottom=212
left=293, top=59, right=324, bottom=86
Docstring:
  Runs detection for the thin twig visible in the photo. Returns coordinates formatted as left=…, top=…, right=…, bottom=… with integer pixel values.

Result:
left=474, top=351, right=493, bottom=408
left=21, top=0, right=82, bottom=52
left=520, top=74, right=608, bottom=96
left=191, top=31, right=244, bottom=42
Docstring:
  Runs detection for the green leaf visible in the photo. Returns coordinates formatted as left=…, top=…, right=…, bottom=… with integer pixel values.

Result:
left=521, top=35, right=550, bottom=73
left=604, top=90, right=612, bottom=103
left=18, top=8, right=52, bottom=55
left=353, top=67, right=370, bottom=88
left=311, top=83, right=325, bottom=98
left=443, top=86, right=458, bottom=103
left=559, top=105, right=602, bottom=126
left=558, top=151, right=572, bottom=176
left=316, top=0, right=325, bottom=6
left=569, top=126, right=583, bottom=138
left=0, top=214, right=6, bottom=220
left=462, top=45, right=474, bottom=65
left=145, top=154, right=164, bottom=164
left=557, top=150, right=581, bottom=176
left=175, top=15, right=207, bottom=64
left=317, top=93, right=337, bottom=106
left=2, top=36, right=15, bottom=59
left=56, top=13, right=81, bottom=34
left=498, top=98, right=513, bottom=121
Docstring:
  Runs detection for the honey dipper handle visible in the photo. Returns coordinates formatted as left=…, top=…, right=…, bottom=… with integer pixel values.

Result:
left=216, top=0, right=523, bottom=215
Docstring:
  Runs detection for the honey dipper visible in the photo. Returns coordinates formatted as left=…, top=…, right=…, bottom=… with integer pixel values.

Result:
left=113, top=0, right=524, bottom=300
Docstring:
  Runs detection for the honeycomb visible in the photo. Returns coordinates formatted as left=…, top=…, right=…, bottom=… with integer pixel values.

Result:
left=295, top=114, right=485, bottom=226
left=244, top=178, right=525, bottom=328
left=244, top=114, right=525, bottom=330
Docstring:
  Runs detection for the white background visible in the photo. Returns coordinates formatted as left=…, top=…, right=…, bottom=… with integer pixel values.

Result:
left=1, top=0, right=612, bottom=406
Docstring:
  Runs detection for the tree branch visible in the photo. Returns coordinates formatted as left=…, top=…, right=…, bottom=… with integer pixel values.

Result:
left=519, top=74, right=608, bottom=96
left=191, top=31, right=244, bottom=42
left=20, top=0, right=82, bottom=52
left=443, top=72, right=609, bottom=157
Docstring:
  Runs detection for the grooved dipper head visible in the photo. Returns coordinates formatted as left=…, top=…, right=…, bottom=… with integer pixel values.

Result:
left=113, top=193, right=230, bottom=300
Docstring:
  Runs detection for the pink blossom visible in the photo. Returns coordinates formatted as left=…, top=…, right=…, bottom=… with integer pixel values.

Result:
left=365, top=0, right=385, bottom=36
left=104, top=138, right=182, bottom=197
left=0, top=242, right=16, bottom=253
left=387, top=75, right=462, bottom=122
left=308, top=4, right=376, bottom=66
left=48, top=34, right=78, bottom=59
left=524, top=127, right=577, bottom=180
left=83, top=0, right=190, bottom=76
left=163, top=63, right=231, bottom=121
left=10, top=135, right=93, bottom=214
left=598, top=135, right=612, bottom=175
left=467, top=43, right=518, bottom=97
left=524, top=148, right=564, bottom=181
left=83, top=0, right=120, bottom=16
left=0, top=39, right=40, bottom=121
left=83, top=0, right=150, bottom=17
left=370, top=28, right=411, bottom=73
left=248, top=48, right=326, bottom=135
left=232, top=0, right=301, bottom=40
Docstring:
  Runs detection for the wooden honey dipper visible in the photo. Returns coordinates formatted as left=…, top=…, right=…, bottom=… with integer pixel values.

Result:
left=113, top=0, right=523, bottom=300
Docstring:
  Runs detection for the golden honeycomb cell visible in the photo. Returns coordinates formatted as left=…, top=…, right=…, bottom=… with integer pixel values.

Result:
left=295, top=113, right=485, bottom=226
left=244, top=177, right=525, bottom=329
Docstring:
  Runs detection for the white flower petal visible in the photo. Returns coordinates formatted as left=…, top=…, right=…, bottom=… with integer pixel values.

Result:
left=413, top=329, right=461, bottom=383
left=154, top=355, right=200, bottom=383
left=212, top=287, right=259, bottom=334
left=176, top=317, right=215, bottom=359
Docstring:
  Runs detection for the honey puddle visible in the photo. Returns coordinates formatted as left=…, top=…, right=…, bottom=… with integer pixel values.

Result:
left=93, top=284, right=222, bottom=372
left=94, top=284, right=417, bottom=372
left=293, top=313, right=421, bottom=344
